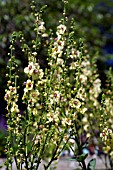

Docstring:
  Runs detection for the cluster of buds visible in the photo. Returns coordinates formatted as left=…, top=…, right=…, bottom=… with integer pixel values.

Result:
left=35, top=14, right=48, bottom=38
left=100, top=128, right=113, bottom=146
left=49, top=24, right=66, bottom=66
left=5, top=85, right=19, bottom=113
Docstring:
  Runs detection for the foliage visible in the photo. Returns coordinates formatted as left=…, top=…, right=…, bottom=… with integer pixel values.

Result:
left=0, top=130, right=7, bottom=158
left=87, top=158, right=96, bottom=170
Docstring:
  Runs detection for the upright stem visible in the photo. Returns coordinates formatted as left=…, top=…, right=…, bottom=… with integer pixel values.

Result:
left=75, top=136, right=87, bottom=170
left=74, top=123, right=87, bottom=170
left=35, top=123, right=52, bottom=170
left=44, top=128, right=67, bottom=170
left=23, top=110, right=29, bottom=169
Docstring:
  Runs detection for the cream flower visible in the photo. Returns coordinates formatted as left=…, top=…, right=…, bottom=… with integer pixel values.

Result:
left=56, top=24, right=67, bottom=35
left=69, top=98, right=81, bottom=109
left=33, top=108, right=38, bottom=115
left=82, top=68, right=92, bottom=76
left=9, top=86, right=17, bottom=94
left=76, top=87, right=86, bottom=101
left=24, top=62, right=35, bottom=75
left=29, top=90, right=40, bottom=104
left=82, top=117, right=88, bottom=123
left=38, top=21, right=46, bottom=34
left=79, top=74, right=87, bottom=84
left=62, top=117, right=72, bottom=126
left=24, top=79, right=33, bottom=92
left=11, top=102, right=19, bottom=113
left=81, top=107, right=87, bottom=114
left=69, top=62, right=78, bottom=70
left=69, top=49, right=80, bottom=59
left=47, top=111, right=59, bottom=123
left=56, top=58, right=64, bottom=65
left=81, top=61, right=90, bottom=67
left=49, top=91, right=61, bottom=104
left=4, top=90, right=11, bottom=101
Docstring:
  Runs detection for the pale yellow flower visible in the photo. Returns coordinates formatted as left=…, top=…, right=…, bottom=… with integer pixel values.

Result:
left=24, top=79, right=33, bottom=92
left=79, top=74, right=87, bottom=84
left=56, top=24, right=67, bottom=35
left=69, top=62, right=78, bottom=70
left=24, top=62, right=35, bottom=75
left=11, top=102, right=19, bottom=113
left=69, top=98, right=81, bottom=109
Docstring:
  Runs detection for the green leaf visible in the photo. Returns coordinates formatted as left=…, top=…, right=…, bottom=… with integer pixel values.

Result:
left=76, top=153, right=88, bottom=162
left=87, top=158, right=96, bottom=170
left=67, top=153, right=88, bottom=163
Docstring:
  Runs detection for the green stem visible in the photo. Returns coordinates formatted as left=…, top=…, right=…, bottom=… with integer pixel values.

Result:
left=44, top=128, right=67, bottom=170
left=23, top=110, right=29, bottom=169
left=35, top=123, right=52, bottom=170
left=74, top=124, right=87, bottom=170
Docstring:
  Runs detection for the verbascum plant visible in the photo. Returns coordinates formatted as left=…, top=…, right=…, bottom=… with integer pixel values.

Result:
left=100, top=68, right=113, bottom=169
left=4, top=1, right=101, bottom=170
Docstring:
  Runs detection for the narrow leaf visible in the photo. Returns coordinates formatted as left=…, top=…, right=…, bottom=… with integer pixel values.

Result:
left=87, top=158, right=96, bottom=170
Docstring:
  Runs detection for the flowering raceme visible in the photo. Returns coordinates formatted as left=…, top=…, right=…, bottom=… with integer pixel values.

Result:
left=99, top=69, right=113, bottom=166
